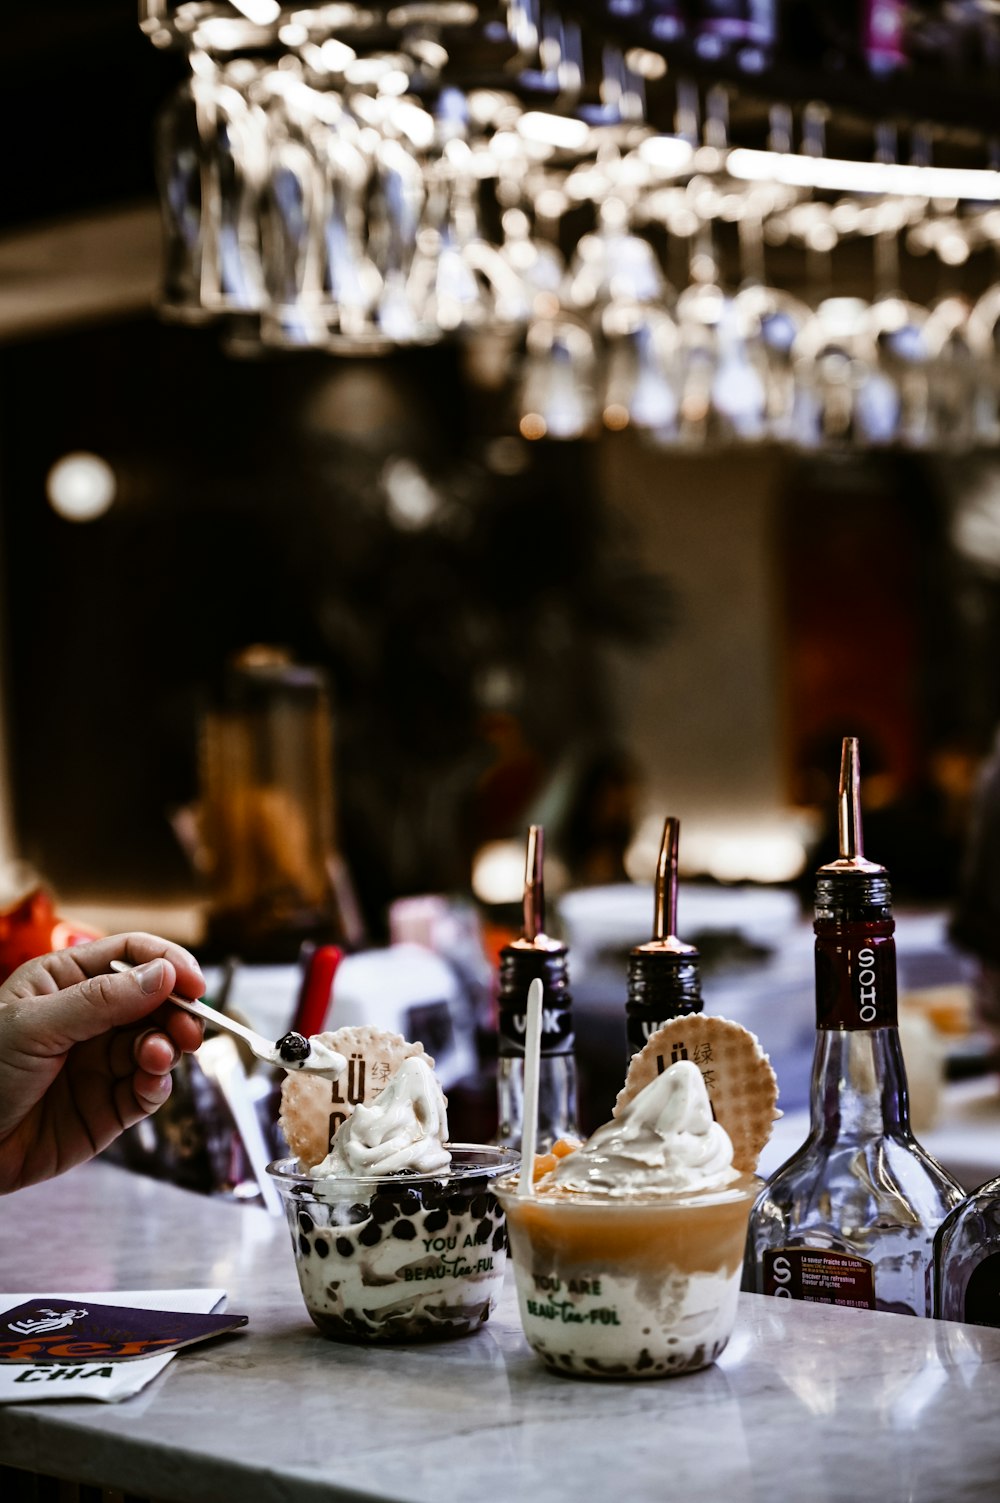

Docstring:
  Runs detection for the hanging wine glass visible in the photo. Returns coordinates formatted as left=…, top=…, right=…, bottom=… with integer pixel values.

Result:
left=403, top=91, right=499, bottom=334
left=518, top=314, right=599, bottom=440
left=156, top=54, right=268, bottom=325
left=968, top=285, right=1000, bottom=446
left=155, top=74, right=209, bottom=322
left=673, top=203, right=768, bottom=448
left=862, top=200, right=937, bottom=449
left=257, top=71, right=337, bottom=348
left=600, top=299, right=682, bottom=438
left=564, top=193, right=667, bottom=312
left=924, top=294, right=979, bottom=451
left=732, top=185, right=813, bottom=444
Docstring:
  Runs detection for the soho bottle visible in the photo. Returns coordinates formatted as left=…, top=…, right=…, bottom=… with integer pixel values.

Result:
left=626, top=816, right=703, bottom=1059
left=745, top=738, right=964, bottom=1316
left=495, top=825, right=577, bottom=1152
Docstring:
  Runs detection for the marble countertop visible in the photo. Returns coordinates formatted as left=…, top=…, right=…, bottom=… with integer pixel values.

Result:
left=2, top=1162, right=1000, bottom=1503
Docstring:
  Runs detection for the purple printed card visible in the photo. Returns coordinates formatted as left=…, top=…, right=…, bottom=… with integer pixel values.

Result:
left=0, top=1298, right=248, bottom=1364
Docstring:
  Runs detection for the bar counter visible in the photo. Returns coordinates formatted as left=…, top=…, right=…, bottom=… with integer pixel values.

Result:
left=1, top=1161, right=999, bottom=1502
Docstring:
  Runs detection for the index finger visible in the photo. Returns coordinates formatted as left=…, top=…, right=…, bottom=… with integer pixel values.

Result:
left=23, top=933, right=206, bottom=1001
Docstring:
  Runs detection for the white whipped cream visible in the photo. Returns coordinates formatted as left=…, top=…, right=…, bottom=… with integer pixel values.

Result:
left=549, top=1059, right=737, bottom=1196
left=313, top=1056, right=451, bottom=1177
left=269, top=1036, right=348, bottom=1081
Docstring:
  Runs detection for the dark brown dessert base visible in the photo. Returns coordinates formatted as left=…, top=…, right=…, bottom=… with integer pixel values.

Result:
left=536, top=1334, right=730, bottom=1380
left=307, top=1299, right=493, bottom=1344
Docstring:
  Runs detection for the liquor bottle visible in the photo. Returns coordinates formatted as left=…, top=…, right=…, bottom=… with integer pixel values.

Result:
left=626, top=816, right=704, bottom=1059
left=934, top=1179, right=1000, bottom=1327
left=745, top=737, right=964, bottom=1316
left=495, top=825, right=577, bottom=1152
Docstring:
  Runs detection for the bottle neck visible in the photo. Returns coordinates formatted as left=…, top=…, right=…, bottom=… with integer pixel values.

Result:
left=495, top=946, right=577, bottom=1148
left=810, top=915, right=910, bottom=1140
left=497, top=946, right=574, bottom=1060
left=625, top=953, right=703, bottom=1056
left=808, top=1028, right=911, bottom=1140
left=814, top=918, right=897, bottom=1030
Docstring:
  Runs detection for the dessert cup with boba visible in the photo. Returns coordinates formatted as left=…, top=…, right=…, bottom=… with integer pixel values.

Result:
left=495, top=1172, right=759, bottom=1379
left=269, top=1145, right=518, bottom=1343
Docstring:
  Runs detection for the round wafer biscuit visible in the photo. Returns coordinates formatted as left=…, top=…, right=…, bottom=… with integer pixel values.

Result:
left=279, top=1026, right=433, bottom=1170
left=614, top=1015, right=779, bottom=1174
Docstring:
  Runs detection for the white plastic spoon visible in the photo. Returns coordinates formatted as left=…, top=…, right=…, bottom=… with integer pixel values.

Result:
left=109, top=959, right=347, bottom=1079
left=517, top=976, right=544, bottom=1197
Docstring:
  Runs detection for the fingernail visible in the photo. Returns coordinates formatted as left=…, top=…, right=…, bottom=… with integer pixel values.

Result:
left=135, top=959, right=165, bottom=994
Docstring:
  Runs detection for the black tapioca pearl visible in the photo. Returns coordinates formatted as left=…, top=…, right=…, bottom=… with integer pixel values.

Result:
left=636, top=1349, right=654, bottom=1371
left=474, top=1218, right=492, bottom=1245
left=346, top=1203, right=370, bottom=1224
left=335, top=1236, right=355, bottom=1257
left=391, top=1219, right=417, bottom=1240
left=359, top=1221, right=383, bottom=1247
left=297, top=1210, right=315, bottom=1234
left=491, top=1226, right=507, bottom=1252
left=371, top=1196, right=399, bottom=1224
left=395, top=1191, right=421, bottom=1216
left=423, top=1207, right=449, bottom=1232
left=298, top=1233, right=311, bottom=1257
left=470, top=1195, right=489, bottom=1220
left=315, top=1238, right=329, bottom=1259
left=277, top=1030, right=310, bottom=1063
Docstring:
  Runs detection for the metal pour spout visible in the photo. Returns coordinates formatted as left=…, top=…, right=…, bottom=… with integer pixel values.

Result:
left=634, top=816, right=697, bottom=957
left=653, top=816, right=679, bottom=942
left=819, top=736, right=886, bottom=877
left=508, top=824, right=564, bottom=955
left=522, top=824, right=545, bottom=942
left=838, top=737, right=864, bottom=861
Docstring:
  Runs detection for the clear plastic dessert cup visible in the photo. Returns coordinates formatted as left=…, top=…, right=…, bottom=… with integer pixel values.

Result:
left=495, top=1172, right=760, bottom=1379
left=268, top=1145, right=518, bottom=1343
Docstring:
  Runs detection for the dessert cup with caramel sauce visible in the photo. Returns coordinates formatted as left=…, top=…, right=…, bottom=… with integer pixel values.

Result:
left=495, top=1173, right=760, bottom=1379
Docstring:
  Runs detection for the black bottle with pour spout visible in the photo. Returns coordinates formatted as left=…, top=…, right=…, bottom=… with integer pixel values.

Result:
left=495, top=826, right=578, bottom=1152
left=626, top=817, right=704, bottom=1058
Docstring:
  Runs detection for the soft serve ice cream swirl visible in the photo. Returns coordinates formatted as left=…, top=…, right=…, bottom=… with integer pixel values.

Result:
left=549, top=1058, right=737, bottom=1196
left=312, top=1055, right=451, bottom=1177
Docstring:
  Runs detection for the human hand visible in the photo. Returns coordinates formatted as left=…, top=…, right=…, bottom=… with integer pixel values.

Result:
left=0, top=933, right=206, bottom=1193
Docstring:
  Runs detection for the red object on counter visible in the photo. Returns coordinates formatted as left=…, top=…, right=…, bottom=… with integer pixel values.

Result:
left=291, top=945, right=343, bottom=1037
left=0, top=883, right=102, bottom=984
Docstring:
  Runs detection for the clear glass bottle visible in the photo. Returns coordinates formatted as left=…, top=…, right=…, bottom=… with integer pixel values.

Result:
left=495, top=825, right=578, bottom=1152
left=744, top=737, right=964, bottom=1316
left=935, top=1179, right=1000, bottom=1327
left=626, top=816, right=704, bottom=1059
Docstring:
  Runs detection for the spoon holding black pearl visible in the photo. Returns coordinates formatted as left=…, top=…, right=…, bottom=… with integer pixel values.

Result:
left=109, top=961, right=348, bottom=1079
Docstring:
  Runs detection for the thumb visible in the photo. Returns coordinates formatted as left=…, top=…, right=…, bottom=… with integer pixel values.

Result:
left=25, top=959, right=179, bottom=1052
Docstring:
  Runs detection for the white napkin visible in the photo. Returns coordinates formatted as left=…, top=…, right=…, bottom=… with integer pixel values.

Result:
left=0, top=1288, right=227, bottom=1404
